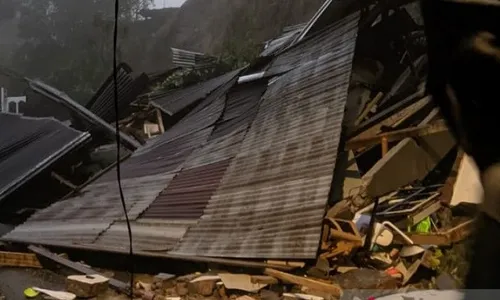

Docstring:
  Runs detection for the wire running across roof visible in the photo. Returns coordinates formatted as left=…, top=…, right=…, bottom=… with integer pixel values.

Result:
left=0, top=113, right=91, bottom=202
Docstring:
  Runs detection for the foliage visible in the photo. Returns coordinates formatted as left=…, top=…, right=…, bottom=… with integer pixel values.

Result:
left=11, top=0, right=152, bottom=104
left=154, top=63, right=232, bottom=92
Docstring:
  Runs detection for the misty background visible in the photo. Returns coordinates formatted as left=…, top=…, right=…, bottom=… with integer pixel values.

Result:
left=0, top=0, right=324, bottom=105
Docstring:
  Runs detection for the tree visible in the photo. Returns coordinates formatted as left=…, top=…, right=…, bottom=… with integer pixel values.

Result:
left=11, top=0, right=152, bottom=103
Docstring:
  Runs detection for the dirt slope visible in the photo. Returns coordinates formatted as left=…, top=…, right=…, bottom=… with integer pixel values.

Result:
left=142, top=0, right=324, bottom=72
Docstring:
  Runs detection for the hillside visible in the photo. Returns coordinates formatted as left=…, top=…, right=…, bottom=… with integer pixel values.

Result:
left=141, top=0, right=325, bottom=72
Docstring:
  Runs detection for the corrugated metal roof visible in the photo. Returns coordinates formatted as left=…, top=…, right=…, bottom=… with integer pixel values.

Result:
left=0, top=113, right=91, bottom=202
left=85, top=63, right=149, bottom=123
left=150, top=69, right=242, bottom=115
left=27, top=79, right=141, bottom=150
left=267, top=12, right=359, bottom=76
left=171, top=48, right=218, bottom=69
left=93, top=219, right=194, bottom=252
left=171, top=12, right=360, bottom=259
left=2, top=173, right=175, bottom=246
left=211, top=80, right=267, bottom=140
left=2, top=68, right=241, bottom=251
left=3, top=12, right=360, bottom=261
left=260, top=25, right=305, bottom=57
left=141, top=159, right=231, bottom=220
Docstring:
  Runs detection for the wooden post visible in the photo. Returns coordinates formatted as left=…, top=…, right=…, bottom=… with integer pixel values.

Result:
left=156, top=109, right=165, bottom=134
left=381, top=136, right=389, bottom=156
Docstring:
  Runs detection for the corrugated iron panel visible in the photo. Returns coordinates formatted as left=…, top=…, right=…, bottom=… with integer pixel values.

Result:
left=150, top=69, right=241, bottom=115
left=2, top=173, right=175, bottom=245
left=0, top=113, right=90, bottom=202
left=211, top=80, right=267, bottom=140
left=172, top=48, right=218, bottom=69
left=1, top=220, right=110, bottom=245
left=141, top=159, right=231, bottom=220
left=93, top=220, right=195, bottom=252
left=100, top=127, right=214, bottom=181
left=260, top=24, right=305, bottom=57
left=184, top=128, right=247, bottom=169
left=267, top=12, right=359, bottom=76
left=86, top=63, right=149, bottom=123
left=171, top=13, right=360, bottom=259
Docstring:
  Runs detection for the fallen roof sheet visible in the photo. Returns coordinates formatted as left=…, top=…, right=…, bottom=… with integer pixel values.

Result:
left=0, top=113, right=91, bottom=202
left=1, top=70, right=239, bottom=251
left=3, top=12, right=360, bottom=261
left=27, top=79, right=141, bottom=150
left=260, top=24, right=306, bottom=57
left=85, top=63, right=149, bottom=123
left=267, top=12, right=360, bottom=76
left=171, top=12, right=360, bottom=259
left=149, top=69, right=243, bottom=115
left=172, top=48, right=218, bottom=69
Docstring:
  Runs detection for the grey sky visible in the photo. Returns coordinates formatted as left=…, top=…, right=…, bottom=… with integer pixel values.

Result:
left=153, top=0, right=186, bottom=8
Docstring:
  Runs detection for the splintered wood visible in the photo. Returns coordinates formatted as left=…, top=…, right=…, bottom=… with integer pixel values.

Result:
left=0, top=251, right=42, bottom=268
left=264, top=269, right=342, bottom=297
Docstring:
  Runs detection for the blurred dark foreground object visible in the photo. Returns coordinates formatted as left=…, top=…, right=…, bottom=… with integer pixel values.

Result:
left=421, top=0, right=500, bottom=294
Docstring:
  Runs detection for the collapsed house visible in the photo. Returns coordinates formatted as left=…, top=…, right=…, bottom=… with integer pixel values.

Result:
left=0, top=113, right=90, bottom=223
left=0, top=0, right=475, bottom=290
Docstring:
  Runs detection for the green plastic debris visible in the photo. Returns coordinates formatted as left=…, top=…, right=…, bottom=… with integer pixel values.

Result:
left=23, top=287, right=39, bottom=298
left=412, top=217, right=432, bottom=233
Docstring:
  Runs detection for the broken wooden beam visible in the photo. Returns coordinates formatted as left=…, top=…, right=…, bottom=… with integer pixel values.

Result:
left=263, top=268, right=342, bottom=297
left=0, top=251, right=42, bottom=268
left=156, top=108, right=165, bottom=134
left=28, top=245, right=129, bottom=293
left=346, top=119, right=448, bottom=150
left=396, top=219, right=475, bottom=246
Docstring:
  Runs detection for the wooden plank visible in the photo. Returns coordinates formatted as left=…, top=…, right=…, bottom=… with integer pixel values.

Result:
left=346, top=120, right=448, bottom=150
left=353, top=95, right=430, bottom=140
left=355, top=92, right=384, bottom=126
left=0, top=251, right=42, bottom=268
left=51, top=172, right=78, bottom=190
left=263, top=268, right=342, bottom=297
left=399, top=219, right=474, bottom=246
left=28, top=245, right=129, bottom=293
left=250, top=275, right=279, bottom=285
left=156, top=109, right=165, bottom=134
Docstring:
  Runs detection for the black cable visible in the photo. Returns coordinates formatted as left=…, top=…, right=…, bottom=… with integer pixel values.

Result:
left=113, top=0, right=134, bottom=298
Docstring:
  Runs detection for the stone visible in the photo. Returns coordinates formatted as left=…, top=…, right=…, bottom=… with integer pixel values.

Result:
left=331, top=269, right=399, bottom=290
left=66, top=274, right=109, bottom=298
left=176, top=282, right=189, bottom=296
left=188, top=279, right=218, bottom=296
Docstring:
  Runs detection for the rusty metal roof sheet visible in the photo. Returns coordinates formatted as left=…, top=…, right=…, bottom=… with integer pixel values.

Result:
left=0, top=113, right=91, bottom=202
left=3, top=13, right=359, bottom=261
left=93, top=220, right=194, bottom=252
left=171, top=48, right=218, bottom=69
left=141, top=159, right=231, bottom=220
left=2, top=173, right=175, bottom=245
left=267, top=12, right=359, bottom=76
left=260, top=25, right=305, bottom=57
left=211, top=80, right=267, bottom=140
left=171, top=13, right=360, bottom=259
left=150, top=69, right=242, bottom=115
left=2, top=67, right=242, bottom=250
left=85, top=63, right=149, bottom=123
